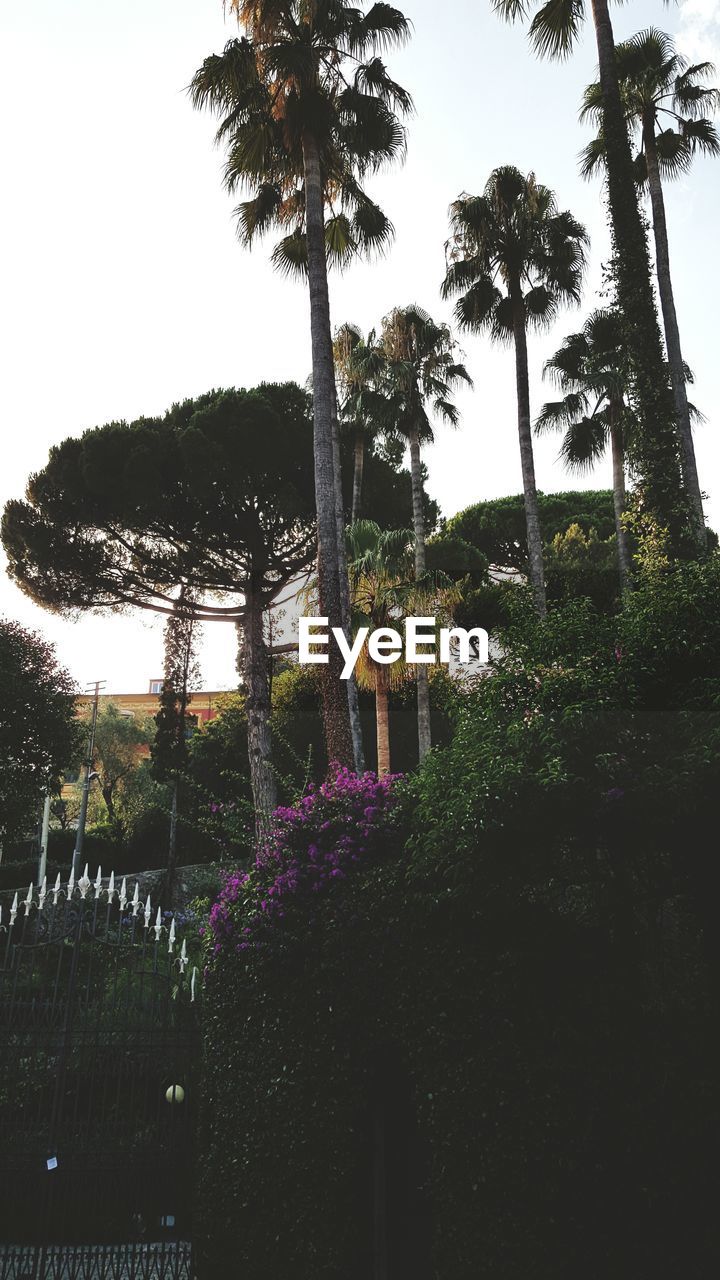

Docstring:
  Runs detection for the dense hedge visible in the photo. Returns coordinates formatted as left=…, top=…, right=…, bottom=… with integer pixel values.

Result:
left=198, top=560, right=720, bottom=1279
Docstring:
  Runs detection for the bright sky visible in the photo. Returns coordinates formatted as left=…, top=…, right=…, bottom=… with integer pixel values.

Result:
left=1, top=0, right=718, bottom=694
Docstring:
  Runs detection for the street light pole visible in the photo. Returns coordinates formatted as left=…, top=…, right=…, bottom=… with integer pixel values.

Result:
left=71, top=680, right=105, bottom=878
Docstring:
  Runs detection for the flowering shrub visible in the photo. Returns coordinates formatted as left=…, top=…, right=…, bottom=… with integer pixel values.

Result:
left=207, top=765, right=402, bottom=957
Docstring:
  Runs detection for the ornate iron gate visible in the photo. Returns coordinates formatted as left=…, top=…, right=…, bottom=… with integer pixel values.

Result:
left=0, top=869, right=199, bottom=1275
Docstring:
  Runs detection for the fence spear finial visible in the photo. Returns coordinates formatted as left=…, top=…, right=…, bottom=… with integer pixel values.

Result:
left=24, top=882, right=34, bottom=915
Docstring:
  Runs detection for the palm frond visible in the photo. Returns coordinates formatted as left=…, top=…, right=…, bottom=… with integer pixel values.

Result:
left=528, top=0, right=585, bottom=61
left=579, top=79, right=604, bottom=125
left=188, top=39, right=259, bottom=115
left=324, top=213, right=356, bottom=270
left=440, top=255, right=484, bottom=300
left=452, top=276, right=502, bottom=335
left=351, top=4, right=412, bottom=56
left=579, top=134, right=606, bottom=180
left=674, top=64, right=719, bottom=117
left=534, top=392, right=590, bottom=433
left=681, top=116, right=720, bottom=156
left=270, top=228, right=308, bottom=277
left=491, top=295, right=516, bottom=344
left=524, top=284, right=558, bottom=331
left=433, top=398, right=461, bottom=427
left=353, top=57, right=414, bottom=114
left=350, top=193, right=395, bottom=255
left=559, top=414, right=609, bottom=472
left=235, top=184, right=283, bottom=244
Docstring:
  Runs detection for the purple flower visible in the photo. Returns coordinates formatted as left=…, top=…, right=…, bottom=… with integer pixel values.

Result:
left=205, top=764, right=403, bottom=959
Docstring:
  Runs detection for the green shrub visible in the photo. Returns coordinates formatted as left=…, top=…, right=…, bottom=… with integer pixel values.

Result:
left=197, top=558, right=720, bottom=1278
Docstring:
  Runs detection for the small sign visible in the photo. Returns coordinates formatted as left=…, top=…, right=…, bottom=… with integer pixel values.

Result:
left=46, top=1156, right=58, bottom=1171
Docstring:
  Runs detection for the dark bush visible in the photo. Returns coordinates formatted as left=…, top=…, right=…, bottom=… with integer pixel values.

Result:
left=197, top=558, right=720, bottom=1279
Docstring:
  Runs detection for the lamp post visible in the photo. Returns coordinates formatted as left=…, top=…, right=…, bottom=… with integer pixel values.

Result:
left=71, top=680, right=105, bottom=879
left=37, top=793, right=51, bottom=886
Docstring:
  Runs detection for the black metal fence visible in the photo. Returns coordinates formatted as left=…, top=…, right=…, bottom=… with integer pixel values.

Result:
left=0, top=1241, right=193, bottom=1280
left=0, top=869, right=199, bottom=1264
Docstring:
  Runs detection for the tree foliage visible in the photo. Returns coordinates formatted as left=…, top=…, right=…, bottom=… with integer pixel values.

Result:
left=2, top=383, right=317, bottom=624
left=444, top=490, right=617, bottom=575
left=580, top=29, right=720, bottom=187
left=86, top=702, right=154, bottom=825
left=492, top=0, right=694, bottom=553
left=152, top=606, right=202, bottom=782
left=0, top=620, right=80, bottom=843
left=580, top=27, right=717, bottom=547
left=191, top=1, right=413, bottom=275
left=442, top=166, right=587, bottom=614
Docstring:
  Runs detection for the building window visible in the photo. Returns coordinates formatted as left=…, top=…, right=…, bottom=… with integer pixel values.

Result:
left=149, top=680, right=163, bottom=694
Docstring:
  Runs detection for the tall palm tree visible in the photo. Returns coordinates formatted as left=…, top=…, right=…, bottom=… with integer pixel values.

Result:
left=379, top=305, right=472, bottom=761
left=492, top=0, right=691, bottom=555
left=333, top=324, right=388, bottom=521
left=581, top=28, right=718, bottom=549
left=535, top=309, right=633, bottom=590
left=442, top=167, right=587, bottom=617
left=191, top=2, right=412, bottom=768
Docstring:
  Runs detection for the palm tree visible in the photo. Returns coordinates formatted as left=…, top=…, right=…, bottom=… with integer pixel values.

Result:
left=535, top=310, right=633, bottom=590
left=379, top=305, right=472, bottom=761
left=442, top=167, right=587, bottom=617
left=333, top=324, right=388, bottom=521
left=492, top=0, right=691, bottom=555
left=346, top=521, right=456, bottom=774
left=191, top=2, right=412, bottom=768
left=346, top=521, right=414, bottom=775
left=581, top=28, right=718, bottom=549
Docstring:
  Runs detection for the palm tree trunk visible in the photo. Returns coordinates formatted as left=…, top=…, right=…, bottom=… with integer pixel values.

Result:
left=332, top=408, right=365, bottom=772
left=408, top=424, right=432, bottom=762
left=510, top=288, right=546, bottom=617
left=588, top=0, right=688, bottom=553
left=241, top=583, right=277, bottom=840
left=352, top=429, right=365, bottom=522
left=643, top=118, right=705, bottom=549
left=609, top=400, right=632, bottom=591
left=375, top=671, right=391, bottom=777
left=301, top=128, right=354, bottom=767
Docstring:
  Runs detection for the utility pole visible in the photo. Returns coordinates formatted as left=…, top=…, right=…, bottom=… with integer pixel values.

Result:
left=71, top=680, right=105, bottom=879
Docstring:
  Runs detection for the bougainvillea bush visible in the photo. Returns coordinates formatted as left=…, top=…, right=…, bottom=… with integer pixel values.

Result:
left=198, top=766, right=410, bottom=1279
left=206, top=765, right=403, bottom=959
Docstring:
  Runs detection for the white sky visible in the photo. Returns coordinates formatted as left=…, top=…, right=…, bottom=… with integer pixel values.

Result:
left=1, top=0, right=718, bottom=694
